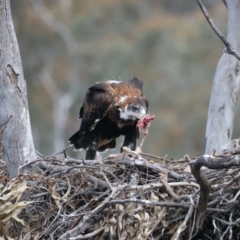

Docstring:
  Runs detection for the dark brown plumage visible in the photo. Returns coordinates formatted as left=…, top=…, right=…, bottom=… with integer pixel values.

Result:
left=68, top=77, right=148, bottom=159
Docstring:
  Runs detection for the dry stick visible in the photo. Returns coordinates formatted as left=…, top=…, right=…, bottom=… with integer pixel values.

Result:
left=59, top=192, right=189, bottom=239
left=147, top=207, right=166, bottom=236
left=229, top=213, right=233, bottom=240
left=39, top=208, right=62, bottom=238
left=196, top=155, right=240, bottom=169
left=189, top=203, right=197, bottom=240
left=159, top=172, right=190, bottom=200
left=171, top=195, right=194, bottom=240
left=58, top=188, right=120, bottom=239
left=100, top=168, right=113, bottom=190
left=108, top=198, right=189, bottom=209
left=221, top=226, right=230, bottom=240
left=117, top=182, right=199, bottom=192
left=207, top=202, right=239, bottom=213
left=31, top=161, right=110, bottom=189
left=190, top=158, right=210, bottom=232
left=226, top=189, right=240, bottom=203
left=212, top=172, right=240, bottom=190
left=139, top=152, right=165, bottom=161
left=213, top=216, right=231, bottom=226
left=70, top=227, right=105, bottom=240
left=190, top=155, right=240, bottom=232
left=18, top=158, right=59, bottom=174
left=212, top=218, right=219, bottom=236
left=196, top=0, right=240, bottom=61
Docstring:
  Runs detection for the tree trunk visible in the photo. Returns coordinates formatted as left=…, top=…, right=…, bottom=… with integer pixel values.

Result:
left=205, top=0, right=240, bottom=154
left=0, top=0, right=36, bottom=176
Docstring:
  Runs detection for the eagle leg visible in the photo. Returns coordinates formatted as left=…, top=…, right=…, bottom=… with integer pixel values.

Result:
left=85, top=140, right=98, bottom=160
left=121, top=129, right=138, bottom=152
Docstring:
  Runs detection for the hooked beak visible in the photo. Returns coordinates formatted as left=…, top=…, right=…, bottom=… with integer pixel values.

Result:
left=130, top=107, right=146, bottom=119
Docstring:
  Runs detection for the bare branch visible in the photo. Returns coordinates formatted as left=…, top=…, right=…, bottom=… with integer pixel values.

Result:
left=196, top=0, right=240, bottom=61
left=69, top=227, right=105, bottom=240
left=171, top=195, right=194, bottom=240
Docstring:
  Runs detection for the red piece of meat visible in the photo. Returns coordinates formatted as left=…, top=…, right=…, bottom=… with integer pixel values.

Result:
left=137, top=114, right=156, bottom=134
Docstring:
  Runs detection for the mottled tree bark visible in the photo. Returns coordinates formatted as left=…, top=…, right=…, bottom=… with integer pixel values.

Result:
left=205, top=0, right=240, bottom=154
left=0, top=0, right=36, bottom=176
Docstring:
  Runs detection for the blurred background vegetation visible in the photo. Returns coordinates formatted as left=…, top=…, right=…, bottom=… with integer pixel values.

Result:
left=11, top=0, right=240, bottom=159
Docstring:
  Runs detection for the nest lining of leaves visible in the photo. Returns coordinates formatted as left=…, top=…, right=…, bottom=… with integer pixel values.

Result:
left=1, top=147, right=240, bottom=240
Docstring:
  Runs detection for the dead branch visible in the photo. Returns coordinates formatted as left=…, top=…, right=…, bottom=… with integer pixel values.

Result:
left=196, top=0, right=240, bottom=61
left=190, top=158, right=210, bottom=232
left=171, top=196, right=194, bottom=240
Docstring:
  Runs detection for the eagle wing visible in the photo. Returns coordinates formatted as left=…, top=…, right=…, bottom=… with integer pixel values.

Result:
left=79, top=83, right=114, bottom=132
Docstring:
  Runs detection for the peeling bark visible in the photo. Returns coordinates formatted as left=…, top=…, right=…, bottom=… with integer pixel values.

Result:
left=0, top=0, right=36, bottom=176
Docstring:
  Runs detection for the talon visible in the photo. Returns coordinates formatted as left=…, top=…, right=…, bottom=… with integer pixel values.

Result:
left=135, top=146, right=142, bottom=154
left=122, top=146, right=131, bottom=153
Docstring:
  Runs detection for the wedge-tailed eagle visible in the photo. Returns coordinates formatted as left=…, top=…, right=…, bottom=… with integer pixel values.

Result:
left=68, top=77, right=148, bottom=159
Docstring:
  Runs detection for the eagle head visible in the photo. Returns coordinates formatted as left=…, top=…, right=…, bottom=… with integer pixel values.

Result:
left=119, top=97, right=147, bottom=121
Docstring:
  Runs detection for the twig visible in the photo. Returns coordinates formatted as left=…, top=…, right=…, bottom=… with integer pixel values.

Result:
left=213, top=218, right=220, bottom=236
left=160, top=172, right=190, bottom=200
left=100, top=168, right=113, bottom=190
left=225, top=189, right=240, bottom=203
left=221, top=226, right=229, bottom=240
left=139, top=152, right=165, bottom=161
left=229, top=213, right=233, bottom=240
left=212, top=172, right=240, bottom=190
left=196, top=0, right=240, bottom=61
left=39, top=208, right=62, bottom=238
left=190, top=157, right=211, bottom=231
left=171, top=195, right=194, bottom=240
left=58, top=188, right=120, bottom=239
left=70, top=227, right=105, bottom=239
left=108, top=198, right=189, bottom=209
left=147, top=207, right=166, bottom=236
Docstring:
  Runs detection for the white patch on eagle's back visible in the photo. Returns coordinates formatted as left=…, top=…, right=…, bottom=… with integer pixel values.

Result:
left=107, top=80, right=121, bottom=84
left=119, top=95, right=128, bottom=103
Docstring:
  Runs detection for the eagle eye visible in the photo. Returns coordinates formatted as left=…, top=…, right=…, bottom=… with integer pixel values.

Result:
left=130, top=105, right=139, bottom=112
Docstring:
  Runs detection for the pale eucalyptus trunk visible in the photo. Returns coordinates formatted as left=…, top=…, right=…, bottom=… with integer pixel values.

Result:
left=205, top=0, right=240, bottom=154
left=0, top=0, right=36, bottom=176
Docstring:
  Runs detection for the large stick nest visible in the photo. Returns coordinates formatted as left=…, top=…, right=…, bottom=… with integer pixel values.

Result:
left=1, top=145, right=240, bottom=240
